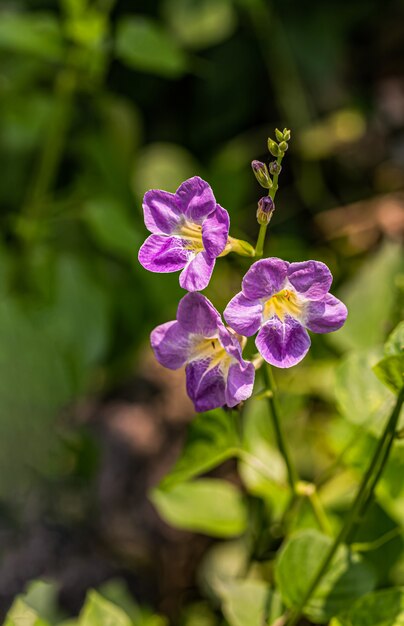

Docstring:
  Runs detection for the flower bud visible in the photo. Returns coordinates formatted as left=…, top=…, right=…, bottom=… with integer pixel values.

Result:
left=275, top=128, right=284, bottom=142
left=251, top=160, right=272, bottom=188
left=267, top=138, right=279, bottom=157
left=268, top=160, right=282, bottom=176
left=278, top=141, right=288, bottom=152
left=283, top=128, right=291, bottom=141
left=256, top=196, right=275, bottom=226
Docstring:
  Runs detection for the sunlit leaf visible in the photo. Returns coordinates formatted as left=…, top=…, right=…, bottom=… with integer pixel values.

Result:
left=331, top=587, right=404, bottom=626
left=115, top=17, right=187, bottom=77
left=373, top=356, right=403, bottom=394
left=275, top=530, right=376, bottom=623
left=335, top=351, right=396, bottom=434
left=217, top=579, right=282, bottom=626
left=151, top=479, right=247, bottom=537
left=78, top=591, right=131, bottom=626
left=330, top=242, right=403, bottom=352
left=0, top=13, right=63, bottom=61
left=4, top=598, right=50, bottom=626
left=159, top=410, right=239, bottom=489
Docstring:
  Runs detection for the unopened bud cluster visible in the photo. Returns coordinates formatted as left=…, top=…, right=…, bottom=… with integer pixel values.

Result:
left=251, top=128, right=290, bottom=227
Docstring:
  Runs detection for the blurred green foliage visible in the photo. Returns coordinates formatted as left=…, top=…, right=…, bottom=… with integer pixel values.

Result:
left=0, top=0, right=403, bottom=623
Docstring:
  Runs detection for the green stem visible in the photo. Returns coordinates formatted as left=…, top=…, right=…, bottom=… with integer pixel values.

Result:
left=286, top=386, right=404, bottom=626
left=22, top=65, right=76, bottom=220
left=307, top=489, right=333, bottom=536
left=255, top=154, right=283, bottom=258
left=262, top=363, right=299, bottom=493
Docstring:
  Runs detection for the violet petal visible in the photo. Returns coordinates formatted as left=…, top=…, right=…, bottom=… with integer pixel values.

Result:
left=176, top=176, right=217, bottom=222
left=224, top=292, right=262, bottom=337
left=186, top=360, right=226, bottom=412
left=138, top=234, right=189, bottom=272
left=287, top=260, right=332, bottom=300
left=242, top=258, right=289, bottom=300
left=256, top=315, right=311, bottom=368
left=150, top=321, right=191, bottom=370
left=304, top=293, right=348, bottom=333
left=143, top=189, right=183, bottom=235
left=202, top=204, right=230, bottom=257
left=225, top=361, right=255, bottom=407
left=177, top=292, right=220, bottom=336
left=179, top=250, right=215, bottom=292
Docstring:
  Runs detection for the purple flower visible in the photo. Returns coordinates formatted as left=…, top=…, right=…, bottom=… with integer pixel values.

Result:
left=224, top=258, right=347, bottom=368
left=138, top=176, right=230, bottom=292
left=151, top=292, right=255, bottom=412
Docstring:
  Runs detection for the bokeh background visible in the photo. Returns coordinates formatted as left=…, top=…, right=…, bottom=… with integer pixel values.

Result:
left=0, top=0, right=403, bottom=622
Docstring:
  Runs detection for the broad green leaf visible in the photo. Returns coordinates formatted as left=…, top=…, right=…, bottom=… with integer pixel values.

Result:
left=23, top=581, right=60, bottom=625
left=4, top=598, right=50, bottom=626
left=163, top=0, right=237, bottom=50
left=159, top=410, right=239, bottom=489
left=98, top=579, right=167, bottom=626
left=0, top=13, right=64, bottom=61
left=115, top=17, right=187, bottom=77
left=78, top=591, right=131, bottom=626
left=132, top=143, right=200, bottom=197
left=330, top=242, right=403, bottom=352
left=373, top=356, right=403, bottom=394
left=151, top=479, right=247, bottom=537
left=335, top=351, right=396, bottom=434
left=385, top=322, right=404, bottom=357
left=275, top=530, right=376, bottom=623
left=217, top=579, right=283, bottom=626
left=83, top=198, right=141, bottom=262
left=198, top=540, right=248, bottom=602
left=331, top=587, right=404, bottom=626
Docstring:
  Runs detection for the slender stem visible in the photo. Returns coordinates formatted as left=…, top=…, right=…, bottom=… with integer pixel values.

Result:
left=307, top=489, right=333, bottom=536
left=262, top=363, right=299, bottom=493
left=22, top=66, right=76, bottom=220
left=286, top=387, right=404, bottom=626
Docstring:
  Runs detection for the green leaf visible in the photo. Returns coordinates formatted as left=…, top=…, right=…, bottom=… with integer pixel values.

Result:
left=163, top=0, right=237, bottom=50
left=98, top=579, right=168, bottom=626
left=385, top=322, right=404, bottom=358
left=0, top=13, right=64, bottom=61
left=4, top=598, right=50, bottom=626
left=23, top=580, right=60, bottom=625
left=217, top=580, right=283, bottom=626
left=83, top=198, right=141, bottom=262
left=78, top=591, right=131, bottom=626
left=198, top=540, right=248, bottom=602
left=159, top=410, right=239, bottom=489
left=374, top=321, right=404, bottom=394
left=373, top=356, right=403, bottom=394
left=335, top=351, right=396, bottom=434
left=115, top=17, right=187, bottom=77
left=275, top=530, right=376, bottom=623
left=150, top=479, right=248, bottom=537
left=331, top=587, right=404, bottom=626
left=330, top=242, right=403, bottom=352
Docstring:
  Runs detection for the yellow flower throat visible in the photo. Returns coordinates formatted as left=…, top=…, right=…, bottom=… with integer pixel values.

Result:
left=263, top=289, right=301, bottom=321
left=179, top=221, right=204, bottom=252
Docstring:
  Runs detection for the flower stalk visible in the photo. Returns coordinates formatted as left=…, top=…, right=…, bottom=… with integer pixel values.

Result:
left=262, top=362, right=299, bottom=493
